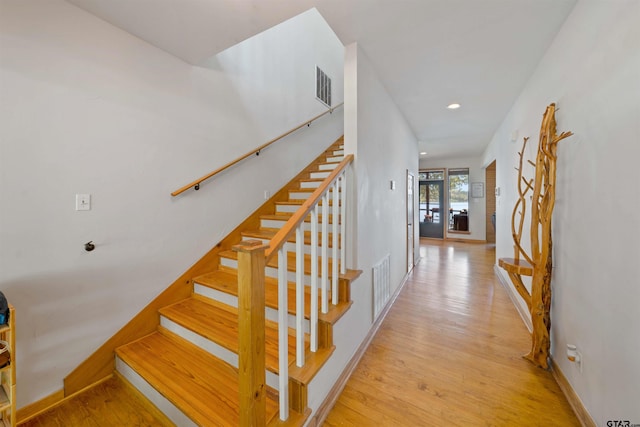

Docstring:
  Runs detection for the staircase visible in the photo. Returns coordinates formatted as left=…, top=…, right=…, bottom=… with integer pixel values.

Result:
left=71, top=137, right=360, bottom=426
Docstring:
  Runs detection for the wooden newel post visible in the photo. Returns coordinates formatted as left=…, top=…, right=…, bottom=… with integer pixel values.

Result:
left=233, top=240, right=268, bottom=427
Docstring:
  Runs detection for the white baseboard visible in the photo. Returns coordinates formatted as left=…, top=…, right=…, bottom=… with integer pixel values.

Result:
left=550, top=358, right=596, bottom=427
left=494, top=264, right=532, bottom=332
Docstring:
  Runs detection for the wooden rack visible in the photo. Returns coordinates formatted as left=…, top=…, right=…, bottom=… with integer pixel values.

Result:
left=0, top=304, right=15, bottom=427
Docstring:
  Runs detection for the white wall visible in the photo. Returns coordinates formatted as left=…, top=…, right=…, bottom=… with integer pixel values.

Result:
left=0, top=0, right=344, bottom=407
left=202, top=8, right=345, bottom=141
left=482, top=1, right=640, bottom=424
left=420, top=156, right=487, bottom=241
left=307, top=42, right=419, bottom=413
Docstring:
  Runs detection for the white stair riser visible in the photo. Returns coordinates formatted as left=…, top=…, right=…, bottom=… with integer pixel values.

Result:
left=289, top=190, right=329, bottom=200
left=261, top=218, right=338, bottom=230
left=318, top=163, right=338, bottom=171
left=326, top=156, right=343, bottom=162
left=241, top=235, right=340, bottom=255
left=276, top=204, right=304, bottom=213
left=116, top=357, right=197, bottom=427
left=300, top=181, right=321, bottom=189
left=261, top=219, right=309, bottom=230
left=310, top=171, right=330, bottom=179
left=276, top=202, right=339, bottom=213
left=193, top=284, right=313, bottom=334
left=289, top=192, right=339, bottom=201
left=333, top=149, right=344, bottom=156
left=159, top=317, right=280, bottom=391
left=219, top=258, right=337, bottom=285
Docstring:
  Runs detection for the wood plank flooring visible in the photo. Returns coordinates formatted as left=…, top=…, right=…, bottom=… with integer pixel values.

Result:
left=323, top=240, right=580, bottom=426
left=19, top=240, right=579, bottom=426
left=20, top=375, right=173, bottom=427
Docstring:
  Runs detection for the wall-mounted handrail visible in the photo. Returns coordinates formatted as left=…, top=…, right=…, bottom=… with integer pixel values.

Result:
left=264, top=154, right=353, bottom=262
left=171, top=102, right=344, bottom=197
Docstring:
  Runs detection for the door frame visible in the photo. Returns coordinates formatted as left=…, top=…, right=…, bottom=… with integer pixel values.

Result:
left=407, top=170, right=415, bottom=272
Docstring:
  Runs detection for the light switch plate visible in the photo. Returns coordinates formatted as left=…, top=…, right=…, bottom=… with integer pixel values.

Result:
left=76, top=194, right=91, bottom=211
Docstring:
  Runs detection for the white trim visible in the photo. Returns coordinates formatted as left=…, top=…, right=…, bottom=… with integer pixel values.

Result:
left=494, top=264, right=532, bottom=332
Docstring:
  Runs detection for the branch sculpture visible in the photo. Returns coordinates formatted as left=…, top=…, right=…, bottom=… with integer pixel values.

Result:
left=499, top=103, right=572, bottom=369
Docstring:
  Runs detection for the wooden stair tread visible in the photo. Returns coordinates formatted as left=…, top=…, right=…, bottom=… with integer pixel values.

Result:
left=268, top=408, right=311, bottom=427
left=498, top=257, right=534, bottom=276
left=116, top=330, right=279, bottom=426
left=159, top=297, right=298, bottom=374
left=288, top=346, right=335, bottom=385
left=193, top=270, right=353, bottom=324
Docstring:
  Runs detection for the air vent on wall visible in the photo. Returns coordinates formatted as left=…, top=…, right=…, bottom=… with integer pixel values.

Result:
left=316, top=66, right=332, bottom=107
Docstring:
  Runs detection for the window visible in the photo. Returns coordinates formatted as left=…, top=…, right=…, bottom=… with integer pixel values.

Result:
left=419, top=171, right=444, bottom=181
left=448, top=168, right=469, bottom=231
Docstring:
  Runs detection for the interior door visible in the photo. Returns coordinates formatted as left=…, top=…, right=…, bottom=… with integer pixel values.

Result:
left=407, top=171, right=415, bottom=272
left=419, top=180, right=444, bottom=238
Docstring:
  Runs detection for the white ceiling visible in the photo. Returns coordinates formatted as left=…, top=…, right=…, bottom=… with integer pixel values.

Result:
left=66, top=0, right=577, bottom=160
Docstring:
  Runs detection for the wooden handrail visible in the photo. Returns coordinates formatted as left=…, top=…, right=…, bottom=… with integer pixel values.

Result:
left=171, top=103, right=344, bottom=196
left=265, top=154, right=354, bottom=261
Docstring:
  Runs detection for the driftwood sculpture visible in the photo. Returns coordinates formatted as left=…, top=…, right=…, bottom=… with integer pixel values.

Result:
left=499, top=103, right=572, bottom=369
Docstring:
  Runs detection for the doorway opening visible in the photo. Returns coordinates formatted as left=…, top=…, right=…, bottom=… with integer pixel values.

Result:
left=485, top=161, right=496, bottom=244
left=407, top=171, right=415, bottom=271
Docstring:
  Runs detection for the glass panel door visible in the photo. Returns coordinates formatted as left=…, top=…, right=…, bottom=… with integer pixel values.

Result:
left=419, top=180, right=444, bottom=238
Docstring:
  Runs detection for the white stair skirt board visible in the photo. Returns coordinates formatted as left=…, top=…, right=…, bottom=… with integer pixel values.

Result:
left=192, top=283, right=311, bottom=334
left=116, top=357, right=197, bottom=427
left=159, top=317, right=280, bottom=391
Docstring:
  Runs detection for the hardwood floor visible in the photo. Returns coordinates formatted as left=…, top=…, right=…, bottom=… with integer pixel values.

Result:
left=19, top=240, right=579, bottom=426
left=19, top=375, right=173, bottom=427
left=323, top=240, right=580, bottom=426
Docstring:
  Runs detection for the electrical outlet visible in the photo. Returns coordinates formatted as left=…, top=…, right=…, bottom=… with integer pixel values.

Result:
left=76, top=194, right=91, bottom=211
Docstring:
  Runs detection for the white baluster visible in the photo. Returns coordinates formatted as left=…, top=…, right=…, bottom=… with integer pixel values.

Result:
left=295, top=226, right=304, bottom=367
left=321, top=193, right=329, bottom=314
left=340, top=172, right=347, bottom=274
left=332, top=181, right=339, bottom=305
left=310, top=206, right=319, bottom=353
left=278, top=247, right=289, bottom=420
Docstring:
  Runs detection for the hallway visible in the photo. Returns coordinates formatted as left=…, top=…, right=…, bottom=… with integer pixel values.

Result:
left=323, top=240, right=579, bottom=426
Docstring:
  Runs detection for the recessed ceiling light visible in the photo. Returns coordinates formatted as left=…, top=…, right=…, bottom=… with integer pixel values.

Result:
left=420, top=151, right=427, bottom=155
left=447, top=103, right=461, bottom=109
